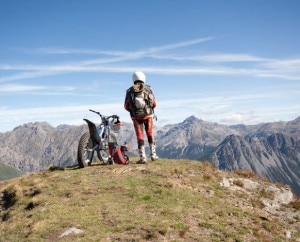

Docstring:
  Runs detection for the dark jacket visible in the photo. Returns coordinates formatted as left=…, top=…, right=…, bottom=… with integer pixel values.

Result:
left=124, top=83, right=157, bottom=120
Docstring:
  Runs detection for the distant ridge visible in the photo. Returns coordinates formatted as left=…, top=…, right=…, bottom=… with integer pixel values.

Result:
left=0, top=116, right=299, bottom=195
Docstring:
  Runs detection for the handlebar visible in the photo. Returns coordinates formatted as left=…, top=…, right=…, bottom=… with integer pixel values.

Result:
left=89, top=109, right=120, bottom=121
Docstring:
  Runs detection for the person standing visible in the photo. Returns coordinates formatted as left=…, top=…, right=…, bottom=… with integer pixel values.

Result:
left=124, top=71, right=159, bottom=164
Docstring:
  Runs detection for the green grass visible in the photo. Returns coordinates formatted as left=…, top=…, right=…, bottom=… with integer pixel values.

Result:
left=0, top=159, right=299, bottom=241
left=0, top=163, right=24, bottom=182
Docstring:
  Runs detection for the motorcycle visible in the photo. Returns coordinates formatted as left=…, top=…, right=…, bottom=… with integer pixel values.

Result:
left=77, top=109, right=129, bottom=168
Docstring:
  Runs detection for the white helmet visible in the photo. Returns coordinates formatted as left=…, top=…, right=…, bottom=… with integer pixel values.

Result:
left=132, top=71, right=146, bottom=84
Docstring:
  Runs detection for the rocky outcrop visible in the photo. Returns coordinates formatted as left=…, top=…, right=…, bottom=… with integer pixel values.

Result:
left=210, top=133, right=300, bottom=195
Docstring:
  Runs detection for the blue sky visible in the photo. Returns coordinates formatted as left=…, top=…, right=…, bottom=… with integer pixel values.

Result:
left=0, top=0, right=300, bottom=132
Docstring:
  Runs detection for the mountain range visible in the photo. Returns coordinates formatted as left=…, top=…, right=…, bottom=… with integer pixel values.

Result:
left=0, top=116, right=299, bottom=195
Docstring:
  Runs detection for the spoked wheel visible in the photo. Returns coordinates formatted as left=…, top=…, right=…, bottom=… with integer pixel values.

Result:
left=97, top=134, right=117, bottom=162
left=77, top=132, right=94, bottom=168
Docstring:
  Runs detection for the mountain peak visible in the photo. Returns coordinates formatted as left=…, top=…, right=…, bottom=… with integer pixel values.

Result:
left=288, top=116, right=300, bottom=125
left=12, top=121, right=53, bottom=132
left=183, top=115, right=200, bottom=124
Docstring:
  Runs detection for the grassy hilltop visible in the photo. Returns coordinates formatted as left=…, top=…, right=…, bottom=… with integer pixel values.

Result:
left=0, top=159, right=299, bottom=241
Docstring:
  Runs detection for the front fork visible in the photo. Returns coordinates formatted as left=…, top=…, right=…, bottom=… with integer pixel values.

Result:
left=105, top=128, right=114, bottom=165
left=87, top=144, right=98, bottom=163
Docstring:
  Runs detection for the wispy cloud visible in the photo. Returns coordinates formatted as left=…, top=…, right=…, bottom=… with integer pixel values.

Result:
left=150, top=53, right=268, bottom=62
left=29, top=48, right=130, bottom=56
left=1, top=37, right=300, bottom=83
left=0, top=84, right=45, bottom=92
left=0, top=84, right=75, bottom=94
left=0, top=102, right=128, bottom=132
left=33, top=37, right=214, bottom=56
left=0, top=103, right=122, bottom=117
left=158, top=91, right=299, bottom=112
left=142, top=37, right=215, bottom=54
left=219, top=105, right=300, bottom=125
left=156, top=87, right=300, bottom=125
left=2, top=64, right=300, bottom=84
left=0, top=86, right=299, bottom=132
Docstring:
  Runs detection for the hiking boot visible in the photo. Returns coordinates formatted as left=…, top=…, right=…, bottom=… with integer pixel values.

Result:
left=150, top=143, right=159, bottom=161
left=136, top=159, right=147, bottom=164
left=137, top=145, right=147, bottom=164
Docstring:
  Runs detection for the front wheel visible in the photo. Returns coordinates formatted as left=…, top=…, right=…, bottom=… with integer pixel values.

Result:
left=77, top=132, right=94, bottom=168
left=97, top=134, right=117, bottom=162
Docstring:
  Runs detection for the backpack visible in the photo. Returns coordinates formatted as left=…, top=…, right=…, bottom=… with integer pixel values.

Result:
left=108, top=142, right=129, bottom=165
left=128, top=83, right=154, bottom=117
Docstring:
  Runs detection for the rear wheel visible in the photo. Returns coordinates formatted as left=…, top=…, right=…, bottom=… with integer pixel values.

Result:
left=77, top=132, right=94, bottom=168
left=97, top=134, right=117, bottom=162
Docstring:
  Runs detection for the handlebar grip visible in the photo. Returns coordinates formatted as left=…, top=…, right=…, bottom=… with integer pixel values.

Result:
left=89, top=109, right=99, bottom=115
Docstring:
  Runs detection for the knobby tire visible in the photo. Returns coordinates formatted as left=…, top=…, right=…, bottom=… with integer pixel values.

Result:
left=77, top=132, right=93, bottom=168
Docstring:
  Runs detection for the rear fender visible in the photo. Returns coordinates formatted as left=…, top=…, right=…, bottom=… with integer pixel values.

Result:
left=83, top=119, right=101, bottom=145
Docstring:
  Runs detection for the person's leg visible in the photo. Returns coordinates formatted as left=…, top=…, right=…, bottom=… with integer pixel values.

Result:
left=133, top=119, right=147, bottom=163
left=144, top=117, right=159, bottom=161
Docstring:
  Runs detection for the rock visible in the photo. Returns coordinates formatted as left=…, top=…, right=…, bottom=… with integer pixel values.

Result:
left=220, top=178, right=231, bottom=187
left=59, top=227, right=83, bottom=238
